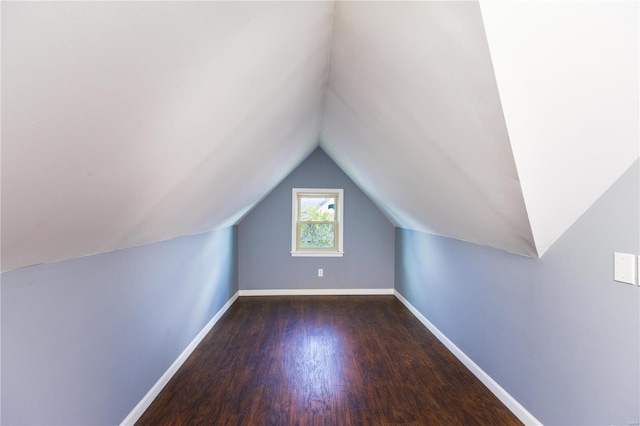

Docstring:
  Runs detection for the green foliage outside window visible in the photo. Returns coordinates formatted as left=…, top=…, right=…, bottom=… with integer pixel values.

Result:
left=299, top=203, right=336, bottom=249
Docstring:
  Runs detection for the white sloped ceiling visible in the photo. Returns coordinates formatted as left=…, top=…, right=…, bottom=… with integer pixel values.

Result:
left=3, top=1, right=637, bottom=271
left=1, top=1, right=334, bottom=271
left=320, top=1, right=538, bottom=257
left=480, top=0, right=639, bottom=256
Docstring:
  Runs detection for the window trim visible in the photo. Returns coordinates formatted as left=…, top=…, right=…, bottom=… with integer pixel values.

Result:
left=291, top=188, right=344, bottom=257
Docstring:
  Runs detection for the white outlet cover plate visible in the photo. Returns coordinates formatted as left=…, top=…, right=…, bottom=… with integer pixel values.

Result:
left=614, top=253, right=637, bottom=285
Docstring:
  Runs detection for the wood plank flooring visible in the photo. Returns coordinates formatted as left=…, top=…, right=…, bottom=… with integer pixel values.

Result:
left=137, top=296, right=522, bottom=425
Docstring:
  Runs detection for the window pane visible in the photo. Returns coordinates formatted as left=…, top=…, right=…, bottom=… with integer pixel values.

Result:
left=299, top=223, right=335, bottom=249
left=300, top=196, right=336, bottom=221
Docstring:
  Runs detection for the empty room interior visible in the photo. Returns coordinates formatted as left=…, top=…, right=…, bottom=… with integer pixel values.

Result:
left=1, top=1, right=639, bottom=425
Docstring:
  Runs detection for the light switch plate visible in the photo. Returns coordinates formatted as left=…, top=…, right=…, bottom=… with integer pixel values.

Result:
left=614, top=253, right=636, bottom=285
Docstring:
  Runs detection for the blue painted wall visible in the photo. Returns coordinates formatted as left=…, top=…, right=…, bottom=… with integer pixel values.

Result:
left=395, top=161, right=640, bottom=425
left=238, top=148, right=395, bottom=290
left=1, top=226, right=238, bottom=425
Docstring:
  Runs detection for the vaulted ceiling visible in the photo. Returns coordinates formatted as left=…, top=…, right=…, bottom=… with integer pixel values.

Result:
left=2, top=1, right=638, bottom=271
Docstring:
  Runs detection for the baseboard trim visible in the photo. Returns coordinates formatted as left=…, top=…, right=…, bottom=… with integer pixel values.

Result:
left=238, top=288, right=394, bottom=296
left=394, top=290, right=542, bottom=426
left=120, top=291, right=239, bottom=426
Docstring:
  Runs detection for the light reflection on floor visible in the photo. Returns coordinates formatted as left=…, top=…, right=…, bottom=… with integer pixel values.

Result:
left=284, top=324, right=344, bottom=414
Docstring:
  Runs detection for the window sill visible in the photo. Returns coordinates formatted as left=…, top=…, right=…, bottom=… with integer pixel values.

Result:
left=291, top=251, right=344, bottom=258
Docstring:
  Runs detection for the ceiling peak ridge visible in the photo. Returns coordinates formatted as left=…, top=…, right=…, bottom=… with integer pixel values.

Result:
left=315, top=0, right=338, bottom=145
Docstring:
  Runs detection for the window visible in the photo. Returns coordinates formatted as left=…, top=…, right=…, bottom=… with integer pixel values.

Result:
left=291, top=188, right=344, bottom=257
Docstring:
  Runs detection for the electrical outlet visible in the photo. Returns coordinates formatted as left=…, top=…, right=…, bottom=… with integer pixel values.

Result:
left=318, top=268, right=323, bottom=277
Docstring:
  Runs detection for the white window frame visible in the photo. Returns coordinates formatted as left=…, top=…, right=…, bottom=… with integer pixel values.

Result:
left=291, top=188, right=344, bottom=257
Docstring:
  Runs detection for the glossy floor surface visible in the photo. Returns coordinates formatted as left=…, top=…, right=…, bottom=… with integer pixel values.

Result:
left=137, top=296, right=522, bottom=425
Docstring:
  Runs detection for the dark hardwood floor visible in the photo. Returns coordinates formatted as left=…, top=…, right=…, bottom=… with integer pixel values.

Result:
left=137, top=296, right=522, bottom=425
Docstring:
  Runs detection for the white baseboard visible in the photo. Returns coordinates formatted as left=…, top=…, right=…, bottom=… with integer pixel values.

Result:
left=238, top=288, right=394, bottom=296
left=120, top=291, right=239, bottom=426
left=393, top=290, right=542, bottom=426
